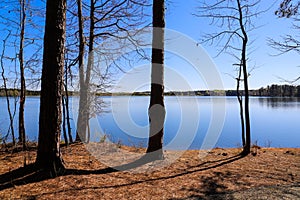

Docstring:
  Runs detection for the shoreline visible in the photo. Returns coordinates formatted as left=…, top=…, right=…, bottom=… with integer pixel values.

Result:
left=1, top=141, right=300, bottom=152
left=2, top=83, right=300, bottom=97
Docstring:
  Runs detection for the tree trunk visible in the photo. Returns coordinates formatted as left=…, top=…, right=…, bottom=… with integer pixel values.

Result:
left=242, top=57, right=251, bottom=155
left=237, top=0, right=251, bottom=156
left=62, top=58, right=72, bottom=144
left=75, top=0, right=88, bottom=142
left=64, top=76, right=73, bottom=143
left=0, top=33, right=16, bottom=145
left=236, top=64, right=245, bottom=147
left=62, top=95, right=69, bottom=146
left=18, top=0, right=26, bottom=150
left=35, top=0, right=66, bottom=174
left=146, top=0, right=165, bottom=160
left=76, top=0, right=94, bottom=143
left=83, top=0, right=95, bottom=142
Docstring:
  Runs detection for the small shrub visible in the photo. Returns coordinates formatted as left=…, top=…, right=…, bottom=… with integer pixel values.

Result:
left=264, top=140, right=272, bottom=148
left=99, top=134, right=107, bottom=143
left=116, top=140, right=122, bottom=148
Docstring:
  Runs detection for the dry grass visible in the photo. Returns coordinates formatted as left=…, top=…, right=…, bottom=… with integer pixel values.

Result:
left=0, top=143, right=299, bottom=199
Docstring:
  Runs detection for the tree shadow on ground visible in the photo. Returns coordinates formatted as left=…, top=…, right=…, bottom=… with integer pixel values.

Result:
left=170, top=171, right=237, bottom=200
left=170, top=182, right=300, bottom=200
left=1, top=142, right=37, bottom=153
left=0, top=151, right=243, bottom=193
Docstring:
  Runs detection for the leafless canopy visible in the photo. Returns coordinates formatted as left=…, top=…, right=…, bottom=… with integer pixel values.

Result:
left=65, top=0, right=151, bottom=84
left=194, top=0, right=263, bottom=57
left=194, top=0, right=264, bottom=155
left=269, top=0, right=300, bottom=55
left=275, top=0, right=300, bottom=18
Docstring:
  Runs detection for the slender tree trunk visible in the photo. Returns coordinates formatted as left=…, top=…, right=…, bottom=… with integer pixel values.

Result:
left=146, top=0, right=165, bottom=160
left=237, top=0, right=251, bottom=156
left=62, top=95, right=69, bottom=146
left=242, top=55, right=251, bottom=155
left=87, top=122, right=90, bottom=143
left=65, top=97, right=73, bottom=143
left=1, top=33, right=16, bottom=145
left=64, top=78, right=73, bottom=143
left=76, top=0, right=94, bottom=143
left=236, top=64, right=245, bottom=147
left=76, top=88, right=88, bottom=142
left=75, top=0, right=88, bottom=142
left=83, top=0, right=95, bottom=143
left=63, top=58, right=72, bottom=144
left=35, top=0, right=66, bottom=174
left=18, top=0, right=26, bottom=149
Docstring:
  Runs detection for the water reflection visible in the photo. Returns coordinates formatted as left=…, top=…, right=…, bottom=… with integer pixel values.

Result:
left=0, top=96, right=299, bottom=148
left=257, top=97, right=300, bottom=109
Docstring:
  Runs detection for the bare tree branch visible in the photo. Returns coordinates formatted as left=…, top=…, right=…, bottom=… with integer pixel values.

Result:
left=195, top=0, right=264, bottom=155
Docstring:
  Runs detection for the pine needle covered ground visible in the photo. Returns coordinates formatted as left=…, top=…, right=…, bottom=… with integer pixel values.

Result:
left=0, top=143, right=299, bottom=199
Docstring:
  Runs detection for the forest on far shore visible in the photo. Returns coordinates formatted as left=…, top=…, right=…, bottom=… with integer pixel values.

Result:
left=1, top=84, right=300, bottom=97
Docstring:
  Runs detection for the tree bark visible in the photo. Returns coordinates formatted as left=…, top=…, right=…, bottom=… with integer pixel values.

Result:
left=237, top=0, right=251, bottom=156
left=18, top=0, right=26, bottom=149
left=83, top=0, right=95, bottom=143
left=146, top=0, right=165, bottom=160
left=35, top=0, right=66, bottom=174
left=0, top=33, right=16, bottom=145
left=242, top=49, right=251, bottom=155
left=75, top=0, right=89, bottom=143
left=64, top=78, right=73, bottom=143
left=62, top=59, right=72, bottom=145
left=236, top=64, right=245, bottom=147
left=62, top=95, right=69, bottom=146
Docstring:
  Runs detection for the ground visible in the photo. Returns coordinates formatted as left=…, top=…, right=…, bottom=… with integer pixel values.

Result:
left=0, top=143, right=299, bottom=199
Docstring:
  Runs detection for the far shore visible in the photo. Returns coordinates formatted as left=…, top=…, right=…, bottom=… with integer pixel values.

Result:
left=1, top=83, right=300, bottom=97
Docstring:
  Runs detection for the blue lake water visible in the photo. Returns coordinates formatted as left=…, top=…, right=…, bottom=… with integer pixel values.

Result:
left=0, top=96, right=299, bottom=149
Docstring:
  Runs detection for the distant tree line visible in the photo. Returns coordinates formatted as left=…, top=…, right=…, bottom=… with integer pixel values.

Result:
left=0, top=89, right=75, bottom=97
left=133, top=84, right=300, bottom=97
left=181, top=85, right=300, bottom=97
left=2, top=84, right=300, bottom=97
left=257, top=84, right=300, bottom=97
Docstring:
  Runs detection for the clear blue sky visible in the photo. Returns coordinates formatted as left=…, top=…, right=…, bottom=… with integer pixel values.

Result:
left=1, top=0, right=299, bottom=91
left=163, top=0, right=300, bottom=90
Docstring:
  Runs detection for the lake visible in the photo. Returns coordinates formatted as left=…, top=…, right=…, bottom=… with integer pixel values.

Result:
left=0, top=96, right=299, bottom=149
